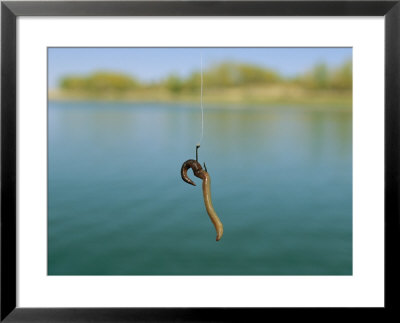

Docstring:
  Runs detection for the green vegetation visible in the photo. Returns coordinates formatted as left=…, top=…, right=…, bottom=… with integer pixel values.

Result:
left=292, top=60, right=352, bottom=90
left=60, top=72, right=139, bottom=93
left=51, top=60, right=352, bottom=106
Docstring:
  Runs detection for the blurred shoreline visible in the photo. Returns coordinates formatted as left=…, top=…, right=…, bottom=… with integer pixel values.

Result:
left=51, top=60, right=352, bottom=108
left=48, top=86, right=352, bottom=108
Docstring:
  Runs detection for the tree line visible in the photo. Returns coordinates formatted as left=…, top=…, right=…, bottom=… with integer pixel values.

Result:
left=59, top=60, right=352, bottom=95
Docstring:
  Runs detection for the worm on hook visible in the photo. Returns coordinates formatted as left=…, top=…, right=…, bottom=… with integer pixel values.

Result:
left=181, top=159, right=223, bottom=241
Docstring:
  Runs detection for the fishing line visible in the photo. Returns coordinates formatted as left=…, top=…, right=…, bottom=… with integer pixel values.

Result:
left=198, top=55, right=204, bottom=146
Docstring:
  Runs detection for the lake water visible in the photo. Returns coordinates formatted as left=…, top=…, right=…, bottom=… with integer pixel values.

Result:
left=48, top=101, right=352, bottom=275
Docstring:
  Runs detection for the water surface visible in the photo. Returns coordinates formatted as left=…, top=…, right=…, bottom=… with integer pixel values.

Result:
left=48, top=101, right=352, bottom=275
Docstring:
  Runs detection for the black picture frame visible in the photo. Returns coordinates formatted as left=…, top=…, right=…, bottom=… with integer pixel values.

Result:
left=1, top=1, right=399, bottom=321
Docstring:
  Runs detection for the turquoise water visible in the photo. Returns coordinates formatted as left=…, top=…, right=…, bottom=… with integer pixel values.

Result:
left=48, top=101, right=352, bottom=275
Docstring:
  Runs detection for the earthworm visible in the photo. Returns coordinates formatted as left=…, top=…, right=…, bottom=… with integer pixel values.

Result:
left=181, top=159, right=223, bottom=241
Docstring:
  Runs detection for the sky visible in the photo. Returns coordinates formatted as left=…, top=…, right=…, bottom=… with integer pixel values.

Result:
left=48, top=47, right=352, bottom=89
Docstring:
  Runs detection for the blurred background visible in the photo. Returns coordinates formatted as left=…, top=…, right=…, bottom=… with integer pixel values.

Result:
left=48, top=48, right=352, bottom=275
left=49, top=48, right=352, bottom=106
